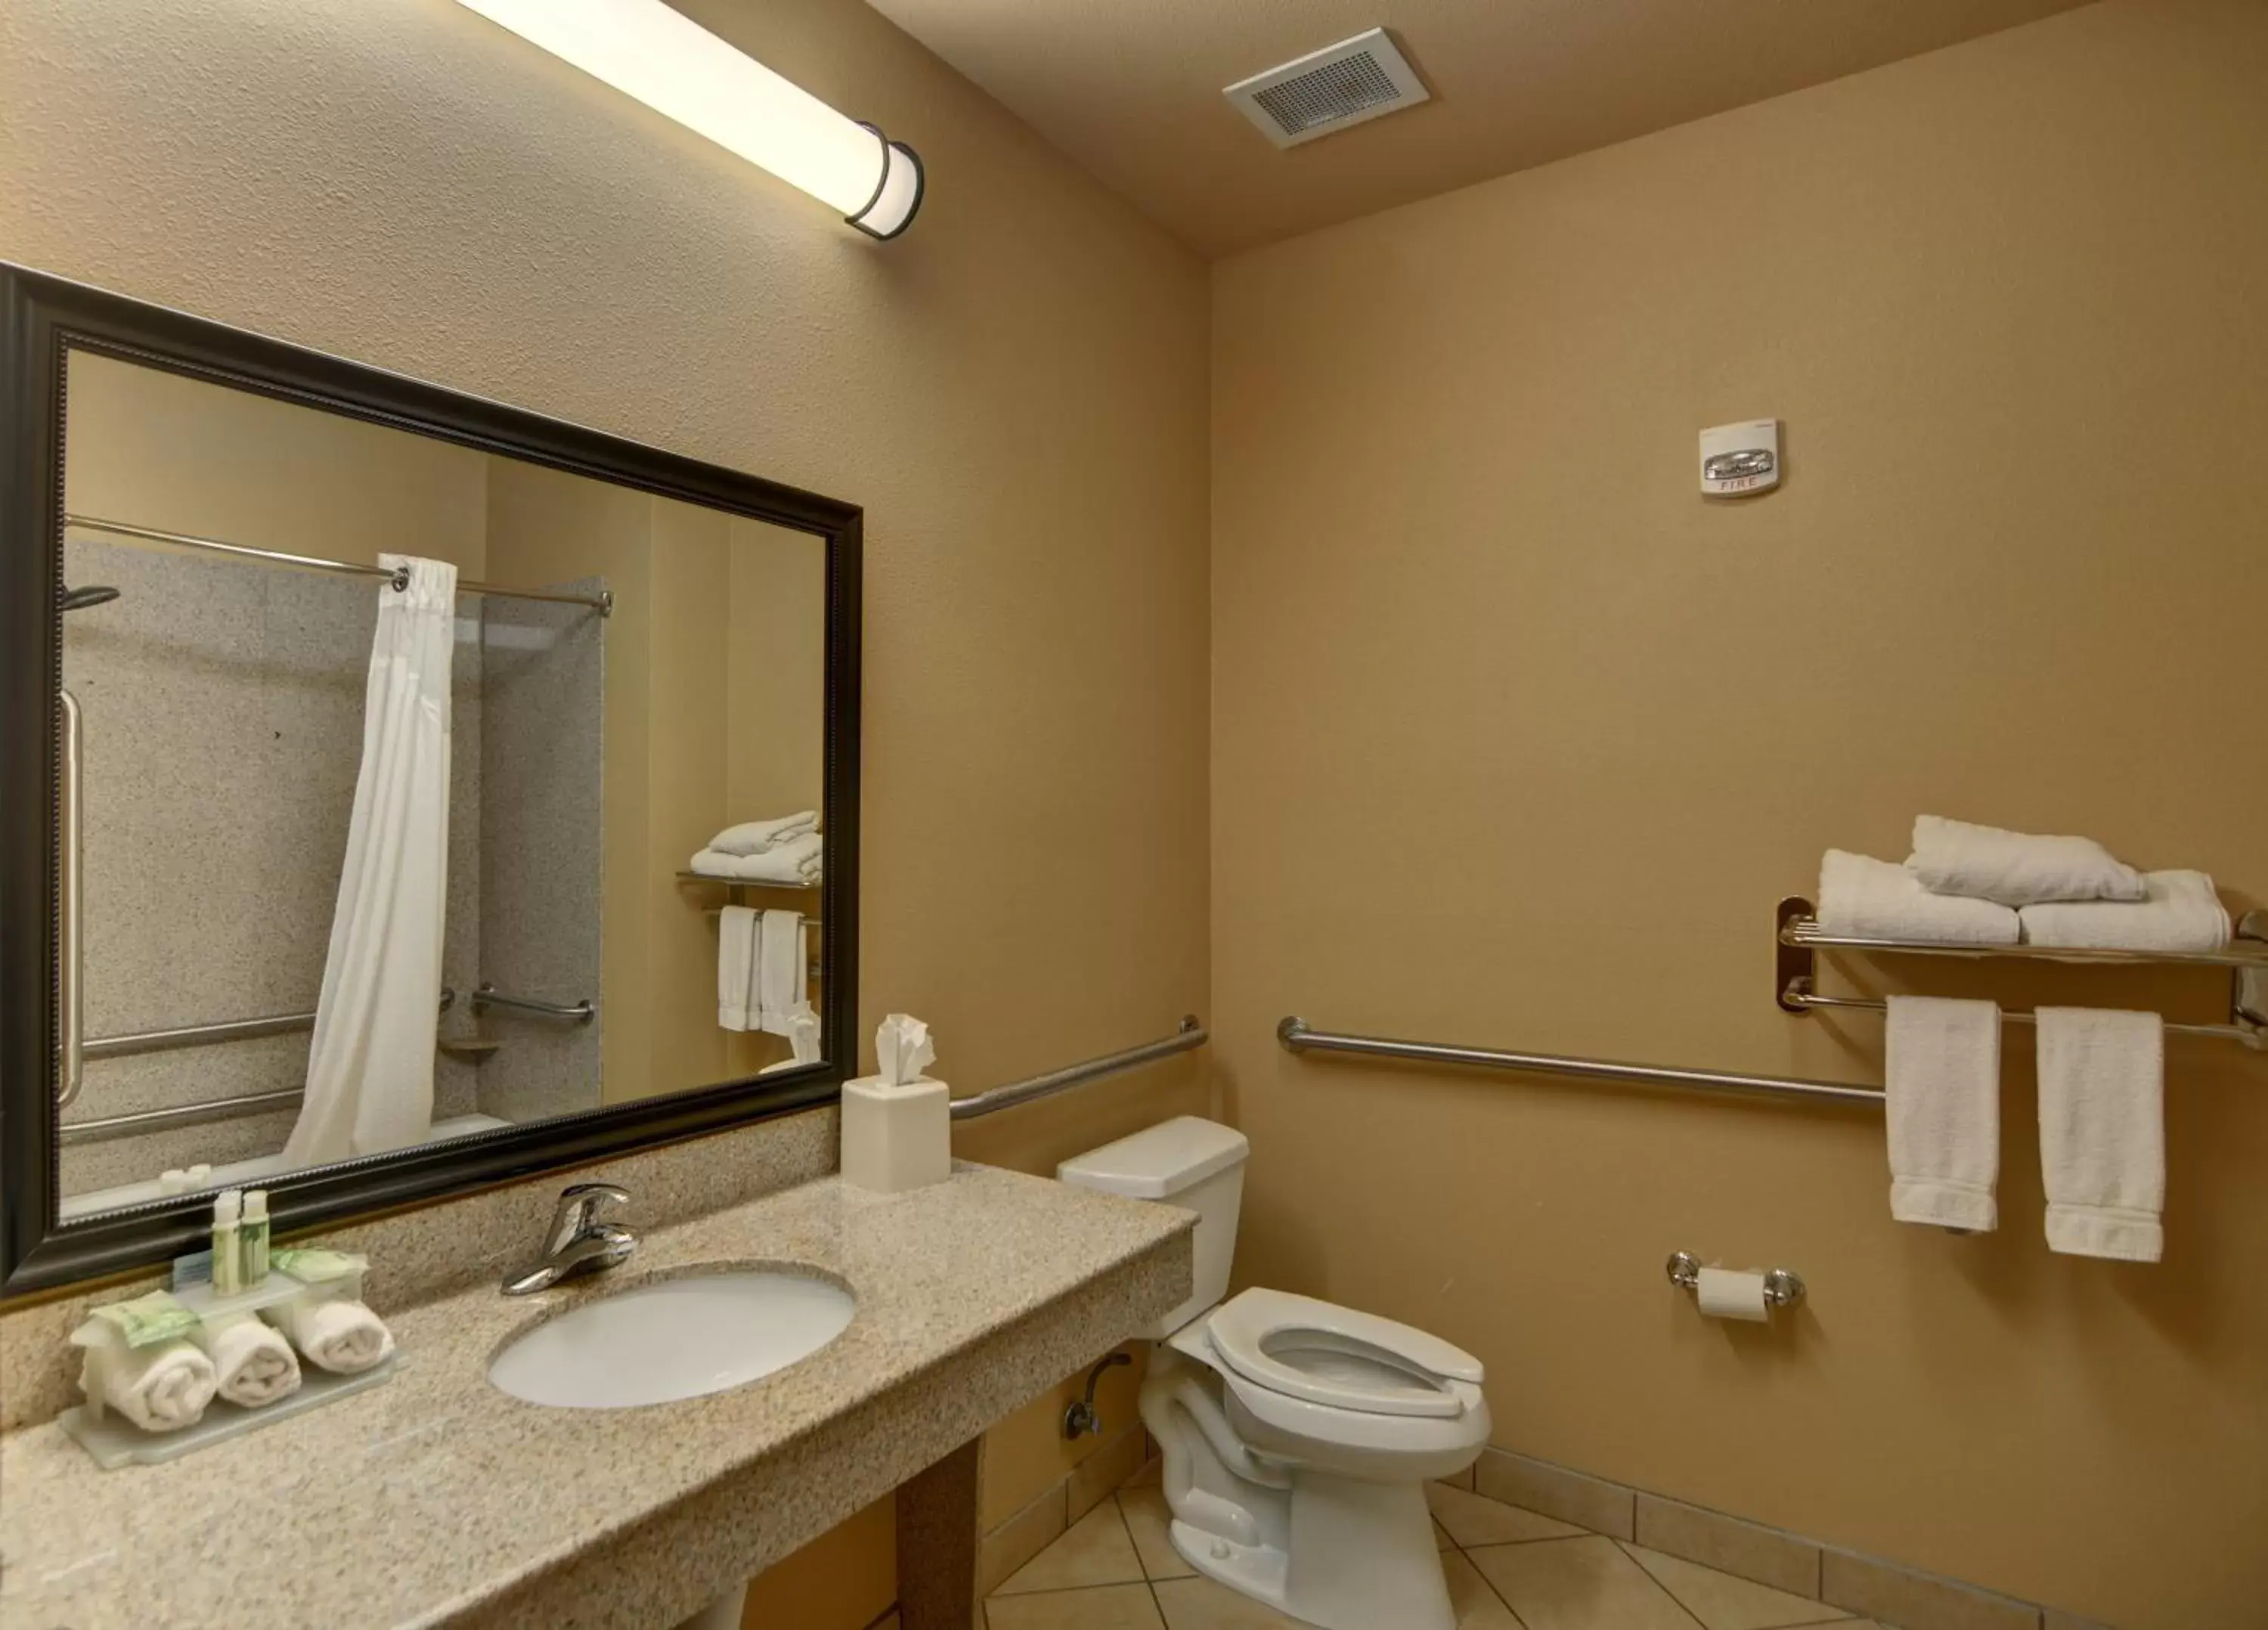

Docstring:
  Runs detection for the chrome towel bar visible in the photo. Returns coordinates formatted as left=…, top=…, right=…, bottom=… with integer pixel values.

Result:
left=1782, top=977, right=2266, bottom=1049
left=1277, top=1017, right=1884, bottom=1108
left=951, top=1017, right=1207, bottom=1121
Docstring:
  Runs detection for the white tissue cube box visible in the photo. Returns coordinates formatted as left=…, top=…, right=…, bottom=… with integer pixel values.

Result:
left=841, top=1077, right=952, bottom=1195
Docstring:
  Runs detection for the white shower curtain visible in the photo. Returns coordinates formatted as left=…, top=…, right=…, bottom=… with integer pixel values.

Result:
left=285, top=556, right=456, bottom=1166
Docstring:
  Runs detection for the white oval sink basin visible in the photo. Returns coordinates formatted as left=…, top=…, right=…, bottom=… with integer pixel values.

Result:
left=489, top=1270, right=854, bottom=1408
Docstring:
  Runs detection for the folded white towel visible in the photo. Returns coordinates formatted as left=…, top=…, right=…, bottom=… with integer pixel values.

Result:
left=82, top=1338, right=218, bottom=1432
left=265, top=1296, right=395, bottom=1374
left=757, top=910, right=806, bottom=1037
left=193, top=1310, right=302, bottom=1408
left=690, top=832, right=822, bottom=885
left=2019, top=870, right=2230, bottom=953
left=708, top=811, right=817, bottom=857
left=2037, top=1009, right=2164, bottom=1261
left=717, top=904, right=758, bottom=1031
left=1908, top=815, right=2143, bottom=906
left=1885, top=996, right=2003, bottom=1232
left=1817, top=851, right=2019, bottom=945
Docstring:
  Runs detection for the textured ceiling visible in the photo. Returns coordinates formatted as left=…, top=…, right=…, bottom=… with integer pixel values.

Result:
left=865, top=0, right=2098, bottom=257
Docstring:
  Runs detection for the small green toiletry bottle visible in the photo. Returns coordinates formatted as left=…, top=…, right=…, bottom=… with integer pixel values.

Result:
left=241, top=1189, right=271, bottom=1285
left=212, top=1189, right=243, bottom=1296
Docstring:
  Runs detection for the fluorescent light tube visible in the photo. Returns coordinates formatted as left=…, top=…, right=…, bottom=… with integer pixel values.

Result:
left=457, top=0, right=924, bottom=239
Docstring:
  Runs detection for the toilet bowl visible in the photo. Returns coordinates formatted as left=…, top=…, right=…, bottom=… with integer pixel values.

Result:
left=1061, top=1118, right=1489, bottom=1630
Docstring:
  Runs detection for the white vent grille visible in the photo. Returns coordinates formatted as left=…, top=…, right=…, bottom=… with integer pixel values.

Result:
left=1225, top=28, right=1430, bottom=150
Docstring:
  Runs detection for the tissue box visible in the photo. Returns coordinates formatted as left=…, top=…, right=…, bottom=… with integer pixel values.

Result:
left=841, top=1076, right=951, bottom=1195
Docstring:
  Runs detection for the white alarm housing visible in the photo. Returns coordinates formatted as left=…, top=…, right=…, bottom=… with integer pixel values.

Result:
left=1699, top=420, right=1780, bottom=496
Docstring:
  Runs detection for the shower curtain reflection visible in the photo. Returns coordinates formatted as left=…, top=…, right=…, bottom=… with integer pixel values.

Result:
left=284, top=557, right=457, bottom=1165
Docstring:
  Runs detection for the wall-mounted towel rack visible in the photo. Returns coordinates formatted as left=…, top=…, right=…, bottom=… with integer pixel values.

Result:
left=1278, top=1017, right=1884, bottom=1108
left=1777, top=896, right=2268, bottom=1047
left=950, top=1017, right=1207, bottom=1122
left=677, top=871, right=820, bottom=892
left=67, top=514, right=614, bottom=615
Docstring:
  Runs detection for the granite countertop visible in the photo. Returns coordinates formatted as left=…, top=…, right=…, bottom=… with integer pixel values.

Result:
left=0, top=1164, right=1194, bottom=1629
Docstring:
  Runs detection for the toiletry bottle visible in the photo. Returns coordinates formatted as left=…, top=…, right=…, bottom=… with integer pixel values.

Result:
left=241, top=1189, right=271, bottom=1286
left=212, top=1190, right=243, bottom=1296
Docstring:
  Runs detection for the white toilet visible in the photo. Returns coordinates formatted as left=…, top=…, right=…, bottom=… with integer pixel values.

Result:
left=1061, top=1117, right=1489, bottom=1630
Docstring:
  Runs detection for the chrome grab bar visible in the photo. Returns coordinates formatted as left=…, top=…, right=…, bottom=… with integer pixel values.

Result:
left=57, top=690, right=84, bottom=1108
left=1277, top=1016, right=1884, bottom=1108
left=950, top=1016, right=1207, bottom=1121
left=471, top=984, right=594, bottom=1023
left=84, top=988, right=457, bottom=1061
left=60, top=1088, right=307, bottom=1146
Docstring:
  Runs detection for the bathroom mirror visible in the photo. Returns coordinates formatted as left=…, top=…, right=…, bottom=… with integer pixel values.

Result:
left=1, top=265, right=862, bottom=1293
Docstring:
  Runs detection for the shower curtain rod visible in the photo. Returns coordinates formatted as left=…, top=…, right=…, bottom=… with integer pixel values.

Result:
left=64, top=514, right=615, bottom=616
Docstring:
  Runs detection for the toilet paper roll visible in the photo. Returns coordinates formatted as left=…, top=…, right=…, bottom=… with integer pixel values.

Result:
left=1695, top=1267, right=1771, bottom=1322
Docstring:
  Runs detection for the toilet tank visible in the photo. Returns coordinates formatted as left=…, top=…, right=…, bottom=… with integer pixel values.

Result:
left=1058, top=1117, right=1247, bottom=1340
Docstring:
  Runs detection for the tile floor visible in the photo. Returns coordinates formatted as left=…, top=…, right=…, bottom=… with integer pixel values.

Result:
left=984, top=1481, right=1889, bottom=1630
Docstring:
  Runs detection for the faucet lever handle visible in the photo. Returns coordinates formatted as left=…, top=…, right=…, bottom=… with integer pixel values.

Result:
left=547, top=1182, right=630, bottom=1247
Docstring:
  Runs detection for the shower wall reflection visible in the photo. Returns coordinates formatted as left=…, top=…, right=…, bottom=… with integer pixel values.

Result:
left=56, top=352, right=828, bottom=1216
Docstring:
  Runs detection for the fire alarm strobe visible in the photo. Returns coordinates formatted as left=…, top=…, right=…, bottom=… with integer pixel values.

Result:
left=1699, top=420, right=1780, bottom=496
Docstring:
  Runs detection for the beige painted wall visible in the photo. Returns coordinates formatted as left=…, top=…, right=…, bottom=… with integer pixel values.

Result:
left=3, top=0, right=1208, bottom=1620
left=64, top=352, right=489, bottom=575
left=1210, top=4, right=2268, bottom=1627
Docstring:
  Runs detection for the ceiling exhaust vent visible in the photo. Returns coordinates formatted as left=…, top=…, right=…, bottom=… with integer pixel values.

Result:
left=1224, top=27, right=1429, bottom=150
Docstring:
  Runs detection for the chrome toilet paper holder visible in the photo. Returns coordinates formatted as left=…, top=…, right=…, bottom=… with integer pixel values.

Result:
left=1666, top=1251, right=1805, bottom=1310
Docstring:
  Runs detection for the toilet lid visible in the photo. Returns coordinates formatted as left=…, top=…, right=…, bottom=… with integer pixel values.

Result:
left=1203, top=1288, right=1484, bottom=1419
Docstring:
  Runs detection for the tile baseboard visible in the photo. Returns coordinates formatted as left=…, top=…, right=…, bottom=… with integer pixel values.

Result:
left=1472, top=1446, right=2093, bottom=1630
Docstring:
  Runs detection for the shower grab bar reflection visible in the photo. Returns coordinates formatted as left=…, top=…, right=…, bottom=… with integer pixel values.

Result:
left=470, top=984, right=594, bottom=1023
left=85, top=989, right=458, bottom=1062
left=66, top=514, right=615, bottom=616
left=1277, top=1017, right=1885, bottom=1109
left=60, top=1087, right=311, bottom=1146
left=950, top=1017, right=1207, bottom=1121
left=57, top=691, right=85, bottom=1108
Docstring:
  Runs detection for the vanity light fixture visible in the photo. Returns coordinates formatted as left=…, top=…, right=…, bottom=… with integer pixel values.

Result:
left=454, top=0, right=925, bottom=239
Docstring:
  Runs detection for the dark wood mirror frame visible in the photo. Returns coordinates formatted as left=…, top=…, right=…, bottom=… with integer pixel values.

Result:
left=0, top=264, right=862, bottom=1296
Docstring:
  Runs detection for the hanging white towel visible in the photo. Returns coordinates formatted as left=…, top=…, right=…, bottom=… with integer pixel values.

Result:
left=717, top=905, right=758, bottom=1031
left=1907, top=815, right=2143, bottom=906
left=757, top=910, right=806, bottom=1037
left=2019, top=870, right=2230, bottom=954
left=287, top=556, right=456, bottom=1167
left=2037, top=1009, right=2164, bottom=1263
left=708, top=811, right=818, bottom=857
left=1885, top=995, right=2002, bottom=1232
left=1817, top=851, right=2019, bottom=945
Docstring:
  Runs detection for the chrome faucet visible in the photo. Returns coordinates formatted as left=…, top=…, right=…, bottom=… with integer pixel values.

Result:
left=502, top=1182, right=637, bottom=1296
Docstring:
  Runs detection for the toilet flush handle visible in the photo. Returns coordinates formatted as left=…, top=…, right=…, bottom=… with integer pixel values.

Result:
left=1063, top=1350, right=1135, bottom=1440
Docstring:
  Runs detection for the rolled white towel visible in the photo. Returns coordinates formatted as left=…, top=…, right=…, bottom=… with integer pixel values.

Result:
left=265, top=1296, right=395, bottom=1375
left=708, top=812, right=817, bottom=857
left=1908, top=815, right=2144, bottom=906
left=1817, top=851, right=2019, bottom=945
left=2019, top=870, right=2230, bottom=953
left=82, top=1338, right=218, bottom=1432
left=193, top=1310, right=302, bottom=1408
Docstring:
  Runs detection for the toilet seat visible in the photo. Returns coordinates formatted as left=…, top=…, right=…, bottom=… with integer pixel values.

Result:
left=1203, top=1288, right=1484, bottom=1420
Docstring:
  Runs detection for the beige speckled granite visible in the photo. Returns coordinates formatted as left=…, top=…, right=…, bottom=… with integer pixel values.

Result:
left=0, top=1162, right=1192, bottom=1630
left=2, top=1105, right=840, bottom=1431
